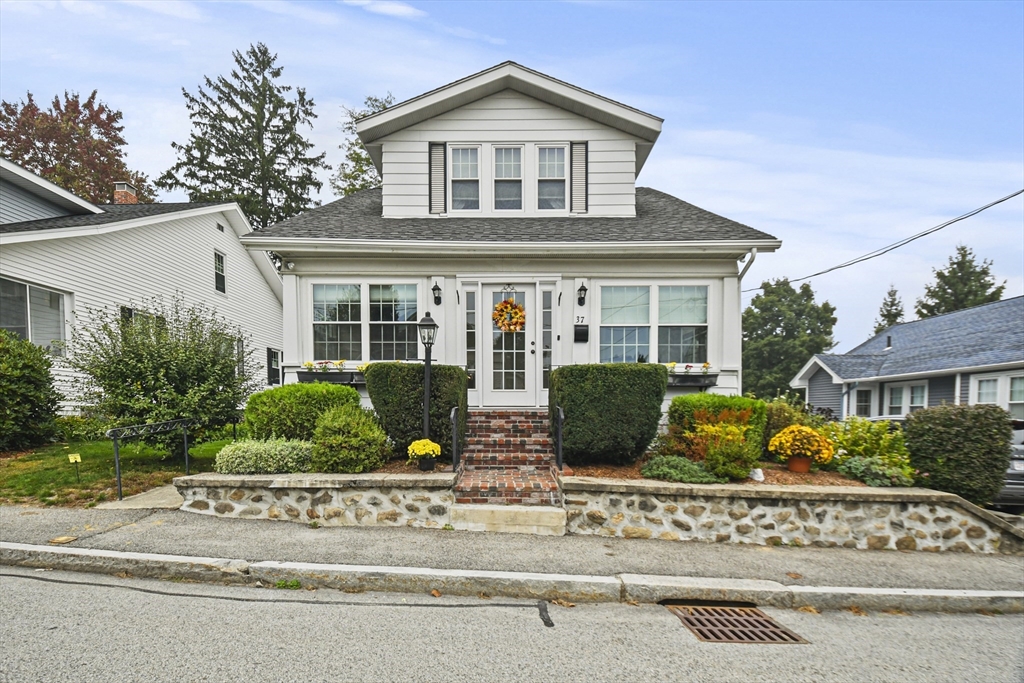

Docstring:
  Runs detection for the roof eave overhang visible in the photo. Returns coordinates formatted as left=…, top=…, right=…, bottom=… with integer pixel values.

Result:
left=790, top=356, right=845, bottom=388
left=356, top=62, right=663, bottom=147
left=1, top=158, right=103, bottom=215
left=846, top=361, right=1024, bottom=384
left=239, top=237, right=781, bottom=259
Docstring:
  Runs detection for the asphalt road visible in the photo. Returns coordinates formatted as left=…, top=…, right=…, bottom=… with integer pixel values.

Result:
left=1, top=567, right=1021, bottom=683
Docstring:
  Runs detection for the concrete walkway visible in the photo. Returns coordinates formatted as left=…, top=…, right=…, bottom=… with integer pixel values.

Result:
left=95, top=485, right=183, bottom=510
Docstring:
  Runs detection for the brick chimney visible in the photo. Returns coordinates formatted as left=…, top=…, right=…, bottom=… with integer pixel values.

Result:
left=113, top=181, right=138, bottom=204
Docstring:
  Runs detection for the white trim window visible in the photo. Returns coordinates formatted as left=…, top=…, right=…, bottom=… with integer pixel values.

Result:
left=214, top=251, right=226, bottom=293
left=599, top=286, right=650, bottom=363
left=887, top=382, right=927, bottom=416
left=855, top=389, right=873, bottom=417
left=450, top=147, right=480, bottom=211
left=313, top=284, right=361, bottom=361
left=369, top=284, right=418, bottom=361
left=657, top=286, right=708, bottom=364
left=0, top=276, right=66, bottom=356
left=493, top=147, right=522, bottom=210
left=971, top=372, right=1024, bottom=420
left=537, top=146, right=566, bottom=210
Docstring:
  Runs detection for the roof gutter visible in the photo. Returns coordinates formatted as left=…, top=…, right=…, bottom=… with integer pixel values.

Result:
left=844, top=361, right=1024, bottom=384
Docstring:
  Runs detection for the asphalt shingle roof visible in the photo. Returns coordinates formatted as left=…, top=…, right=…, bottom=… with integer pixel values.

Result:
left=0, top=203, right=220, bottom=234
left=247, top=187, right=777, bottom=243
left=814, top=297, right=1024, bottom=379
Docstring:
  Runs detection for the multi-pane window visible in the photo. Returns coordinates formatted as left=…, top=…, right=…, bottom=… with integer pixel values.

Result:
left=214, top=252, right=226, bottom=293
left=542, top=290, right=553, bottom=388
left=492, top=290, right=527, bottom=390
left=600, top=286, right=650, bottom=363
left=888, top=387, right=904, bottom=416
left=465, top=291, right=476, bottom=389
left=537, top=147, right=565, bottom=210
left=451, top=147, right=479, bottom=210
left=267, top=348, right=281, bottom=385
left=657, top=286, right=708, bottom=363
left=856, top=389, right=872, bottom=417
left=493, top=147, right=522, bottom=210
left=369, top=285, right=418, bottom=361
left=888, top=384, right=925, bottom=416
left=0, top=277, right=65, bottom=355
left=1010, top=377, right=1024, bottom=420
left=313, top=284, right=361, bottom=361
left=908, top=385, right=926, bottom=412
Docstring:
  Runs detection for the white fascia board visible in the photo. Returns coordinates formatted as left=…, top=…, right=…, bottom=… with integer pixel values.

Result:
left=356, top=62, right=663, bottom=145
left=1, top=158, right=103, bottom=214
left=239, top=236, right=782, bottom=258
left=790, top=356, right=843, bottom=388
left=219, top=207, right=283, bottom=303
left=847, top=361, right=1024, bottom=384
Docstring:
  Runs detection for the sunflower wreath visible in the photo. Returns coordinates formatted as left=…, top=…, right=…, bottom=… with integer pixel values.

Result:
left=492, top=298, right=526, bottom=333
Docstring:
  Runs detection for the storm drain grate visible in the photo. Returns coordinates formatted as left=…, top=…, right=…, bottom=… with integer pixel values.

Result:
left=666, top=605, right=808, bottom=644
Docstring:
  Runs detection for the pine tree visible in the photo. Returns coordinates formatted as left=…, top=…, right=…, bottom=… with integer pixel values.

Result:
left=0, top=90, right=155, bottom=203
left=873, top=285, right=904, bottom=334
left=742, top=279, right=837, bottom=399
left=156, top=43, right=329, bottom=229
left=915, top=245, right=1006, bottom=318
left=329, top=93, right=394, bottom=197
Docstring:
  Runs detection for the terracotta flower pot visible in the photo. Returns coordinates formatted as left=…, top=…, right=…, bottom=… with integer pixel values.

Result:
left=418, top=457, right=436, bottom=471
left=787, top=455, right=812, bottom=473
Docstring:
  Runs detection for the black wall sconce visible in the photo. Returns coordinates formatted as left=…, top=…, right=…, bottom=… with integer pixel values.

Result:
left=576, top=283, right=588, bottom=306
left=432, top=282, right=442, bottom=306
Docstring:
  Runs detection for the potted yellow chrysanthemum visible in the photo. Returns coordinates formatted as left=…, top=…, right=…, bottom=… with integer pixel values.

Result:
left=768, top=425, right=834, bottom=473
left=408, top=438, right=441, bottom=471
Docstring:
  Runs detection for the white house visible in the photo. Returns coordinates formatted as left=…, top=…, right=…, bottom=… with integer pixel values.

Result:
left=0, top=158, right=284, bottom=407
left=242, top=62, right=781, bottom=409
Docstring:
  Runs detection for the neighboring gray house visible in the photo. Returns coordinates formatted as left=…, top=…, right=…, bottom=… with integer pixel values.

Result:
left=0, top=158, right=284, bottom=407
left=791, top=297, right=1024, bottom=420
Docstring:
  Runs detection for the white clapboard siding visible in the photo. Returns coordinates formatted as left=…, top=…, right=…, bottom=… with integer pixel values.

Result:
left=0, top=212, right=283, bottom=406
left=0, top=179, right=70, bottom=224
left=379, top=90, right=638, bottom=218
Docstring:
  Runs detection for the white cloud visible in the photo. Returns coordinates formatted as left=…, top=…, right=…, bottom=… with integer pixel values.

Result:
left=120, top=0, right=205, bottom=21
left=245, top=0, right=341, bottom=25
left=342, top=0, right=425, bottom=19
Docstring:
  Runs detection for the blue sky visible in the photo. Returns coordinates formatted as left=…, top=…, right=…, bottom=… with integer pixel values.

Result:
left=2, top=0, right=1022, bottom=352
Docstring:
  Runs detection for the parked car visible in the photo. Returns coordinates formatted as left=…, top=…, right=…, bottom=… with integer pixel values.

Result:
left=992, top=420, right=1024, bottom=513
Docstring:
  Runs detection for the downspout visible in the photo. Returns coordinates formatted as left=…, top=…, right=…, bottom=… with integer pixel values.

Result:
left=738, top=247, right=758, bottom=282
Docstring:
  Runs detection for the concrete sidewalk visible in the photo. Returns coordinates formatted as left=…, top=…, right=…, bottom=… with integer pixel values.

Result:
left=2, top=504, right=1022, bottom=611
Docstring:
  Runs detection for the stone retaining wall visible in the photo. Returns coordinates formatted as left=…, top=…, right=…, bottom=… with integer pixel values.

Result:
left=560, top=478, right=1024, bottom=555
left=174, top=473, right=455, bottom=528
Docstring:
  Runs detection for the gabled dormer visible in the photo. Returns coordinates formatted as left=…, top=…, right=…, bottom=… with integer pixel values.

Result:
left=356, top=62, right=663, bottom=219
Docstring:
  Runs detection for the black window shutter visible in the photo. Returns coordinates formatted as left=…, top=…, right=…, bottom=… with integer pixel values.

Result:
left=570, top=142, right=588, bottom=214
left=120, top=306, right=134, bottom=323
left=266, top=348, right=274, bottom=385
left=429, top=143, right=446, bottom=214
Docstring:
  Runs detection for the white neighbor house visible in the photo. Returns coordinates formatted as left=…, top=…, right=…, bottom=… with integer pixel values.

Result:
left=0, top=158, right=284, bottom=407
left=243, top=62, right=781, bottom=409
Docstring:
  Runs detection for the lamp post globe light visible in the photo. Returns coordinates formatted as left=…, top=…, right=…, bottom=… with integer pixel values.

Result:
left=418, top=312, right=439, bottom=439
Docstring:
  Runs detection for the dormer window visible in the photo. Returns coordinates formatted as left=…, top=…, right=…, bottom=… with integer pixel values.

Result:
left=451, top=147, right=479, bottom=210
left=494, top=147, right=522, bottom=210
left=538, top=147, right=566, bottom=210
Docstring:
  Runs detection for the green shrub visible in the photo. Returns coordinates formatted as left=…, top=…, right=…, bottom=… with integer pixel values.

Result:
left=668, top=393, right=767, bottom=463
left=215, top=438, right=313, bottom=474
left=54, top=414, right=111, bottom=442
left=364, top=363, right=467, bottom=461
left=904, top=404, right=1013, bottom=505
left=699, top=423, right=758, bottom=479
left=310, top=404, right=390, bottom=474
left=837, top=455, right=914, bottom=487
left=549, top=363, right=667, bottom=465
left=762, top=394, right=822, bottom=457
left=245, top=383, right=360, bottom=441
left=0, top=329, right=59, bottom=451
left=821, top=417, right=912, bottom=471
left=642, top=455, right=727, bottom=484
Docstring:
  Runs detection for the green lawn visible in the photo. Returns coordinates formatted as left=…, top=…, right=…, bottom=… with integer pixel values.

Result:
left=0, top=438, right=230, bottom=507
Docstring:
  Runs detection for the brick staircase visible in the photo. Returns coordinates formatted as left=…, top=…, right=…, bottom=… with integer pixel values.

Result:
left=454, top=409, right=563, bottom=507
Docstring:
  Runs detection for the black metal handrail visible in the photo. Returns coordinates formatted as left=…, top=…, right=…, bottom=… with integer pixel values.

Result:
left=554, top=405, right=565, bottom=471
left=450, top=406, right=460, bottom=470
left=105, top=418, right=195, bottom=500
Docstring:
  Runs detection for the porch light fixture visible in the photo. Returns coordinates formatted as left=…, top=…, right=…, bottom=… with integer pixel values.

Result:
left=418, top=312, right=439, bottom=438
left=432, top=282, right=442, bottom=306
left=577, top=283, right=588, bottom=306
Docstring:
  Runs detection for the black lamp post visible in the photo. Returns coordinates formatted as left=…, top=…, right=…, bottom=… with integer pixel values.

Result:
left=418, top=312, right=439, bottom=439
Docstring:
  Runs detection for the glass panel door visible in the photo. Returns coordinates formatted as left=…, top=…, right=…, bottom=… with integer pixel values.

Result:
left=482, top=284, right=536, bottom=406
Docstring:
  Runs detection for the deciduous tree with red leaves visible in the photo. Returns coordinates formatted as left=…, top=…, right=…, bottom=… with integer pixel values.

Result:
left=0, top=90, right=155, bottom=204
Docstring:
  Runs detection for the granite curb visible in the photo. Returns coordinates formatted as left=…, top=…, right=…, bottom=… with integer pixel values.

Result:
left=3, top=542, right=1020, bottom=613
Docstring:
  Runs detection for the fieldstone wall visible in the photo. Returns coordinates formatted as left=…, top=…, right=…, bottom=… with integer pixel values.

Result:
left=561, top=478, right=1024, bottom=555
left=174, top=473, right=455, bottom=528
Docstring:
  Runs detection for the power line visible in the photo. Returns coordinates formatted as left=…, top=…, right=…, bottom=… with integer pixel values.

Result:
left=741, top=188, right=1024, bottom=293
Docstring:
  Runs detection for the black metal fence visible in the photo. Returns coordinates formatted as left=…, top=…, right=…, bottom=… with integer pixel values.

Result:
left=105, top=418, right=194, bottom=500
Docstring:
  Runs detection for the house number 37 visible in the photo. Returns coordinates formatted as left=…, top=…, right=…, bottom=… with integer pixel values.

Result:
left=576, top=316, right=585, bottom=323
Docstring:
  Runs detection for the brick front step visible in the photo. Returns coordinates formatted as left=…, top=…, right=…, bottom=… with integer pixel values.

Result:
left=454, top=466, right=562, bottom=506
left=465, top=437, right=552, bottom=452
left=462, top=453, right=555, bottom=468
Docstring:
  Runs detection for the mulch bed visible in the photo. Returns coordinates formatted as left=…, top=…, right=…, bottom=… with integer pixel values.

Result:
left=375, top=458, right=455, bottom=474
left=570, top=459, right=864, bottom=487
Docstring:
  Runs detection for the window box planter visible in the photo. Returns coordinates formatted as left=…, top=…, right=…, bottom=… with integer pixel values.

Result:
left=295, top=371, right=366, bottom=386
left=667, top=373, right=718, bottom=388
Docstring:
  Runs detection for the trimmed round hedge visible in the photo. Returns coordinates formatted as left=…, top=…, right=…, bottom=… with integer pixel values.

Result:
left=904, top=404, right=1012, bottom=506
left=244, top=382, right=360, bottom=441
left=310, top=404, right=391, bottom=474
left=214, top=438, right=312, bottom=474
left=548, top=363, right=668, bottom=466
left=364, top=363, right=468, bottom=462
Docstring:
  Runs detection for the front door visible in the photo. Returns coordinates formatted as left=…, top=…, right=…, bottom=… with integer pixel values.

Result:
left=482, top=284, right=536, bottom=407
